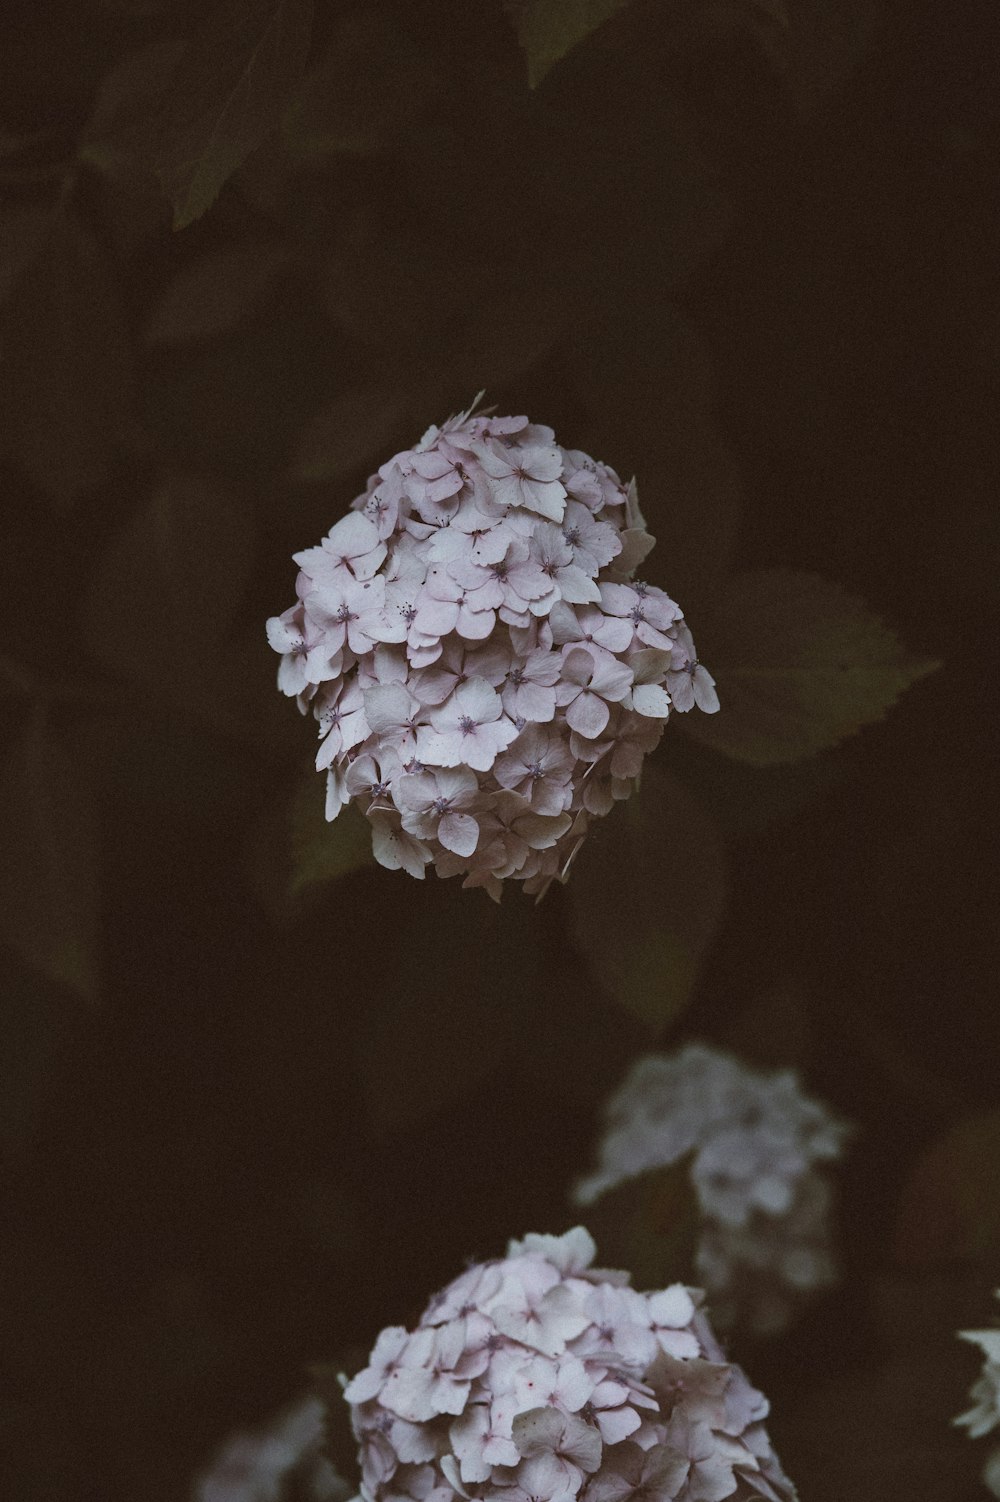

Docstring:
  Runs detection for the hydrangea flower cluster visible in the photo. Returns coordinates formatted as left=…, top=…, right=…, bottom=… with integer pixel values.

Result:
left=267, top=401, right=718, bottom=897
left=956, top=1293, right=1000, bottom=1498
left=573, top=1045, right=851, bottom=1335
left=194, top=1397, right=350, bottom=1502
left=343, top=1226, right=796, bottom=1502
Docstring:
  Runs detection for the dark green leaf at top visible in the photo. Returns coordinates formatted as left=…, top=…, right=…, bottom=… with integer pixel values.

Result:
left=680, top=569, right=940, bottom=766
left=134, top=0, right=314, bottom=229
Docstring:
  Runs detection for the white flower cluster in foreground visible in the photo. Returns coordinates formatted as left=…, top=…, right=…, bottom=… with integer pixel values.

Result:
left=193, top=1397, right=350, bottom=1502
left=956, top=1293, right=1000, bottom=1498
left=343, top=1226, right=797, bottom=1502
left=574, top=1045, right=850, bottom=1334
left=267, top=401, right=717, bottom=897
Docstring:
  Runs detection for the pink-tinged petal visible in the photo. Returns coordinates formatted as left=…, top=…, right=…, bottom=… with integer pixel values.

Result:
left=439, top=811, right=479, bottom=857
left=561, top=646, right=597, bottom=686
left=436, top=766, right=479, bottom=801
left=594, top=615, right=635, bottom=653
left=512, top=682, right=556, bottom=723
left=363, top=683, right=413, bottom=733
left=556, top=567, right=602, bottom=605
left=413, top=597, right=458, bottom=636
left=631, top=683, right=671, bottom=718
left=419, top=731, right=462, bottom=768
left=566, top=691, right=610, bottom=739
left=693, top=667, right=720, bottom=713
left=456, top=604, right=497, bottom=640
left=455, top=677, right=502, bottom=722
left=595, top=1406, right=641, bottom=1445
left=325, top=765, right=349, bottom=821
left=369, top=814, right=428, bottom=879
left=590, top=657, right=633, bottom=701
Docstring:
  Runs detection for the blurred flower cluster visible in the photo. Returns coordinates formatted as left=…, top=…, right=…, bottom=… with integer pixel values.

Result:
left=956, top=1293, right=1000, bottom=1498
left=267, top=402, right=717, bottom=897
left=574, top=1045, right=850, bottom=1334
left=193, top=1397, right=350, bottom=1502
left=343, top=1225, right=796, bottom=1502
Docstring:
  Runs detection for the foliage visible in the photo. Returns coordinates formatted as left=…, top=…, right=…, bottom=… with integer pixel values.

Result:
left=0, top=2, right=991, bottom=1500
left=680, top=569, right=940, bottom=765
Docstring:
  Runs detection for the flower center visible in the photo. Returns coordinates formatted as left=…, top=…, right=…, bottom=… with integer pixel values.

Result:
left=458, top=715, right=478, bottom=735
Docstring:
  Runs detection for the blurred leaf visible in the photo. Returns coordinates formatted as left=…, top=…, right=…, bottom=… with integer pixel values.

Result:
left=291, top=386, right=411, bottom=483
left=893, top=1111, right=1000, bottom=1268
left=0, top=712, right=100, bottom=1000
left=0, top=960, right=73, bottom=1162
left=567, top=765, right=728, bottom=1033
left=283, top=9, right=432, bottom=158
left=137, top=0, right=314, bottom=229
left=80, top=38, right=187, bottom=166
left=0, top=210, right=133, bottom=508
left=352, top=886, right=539, bottom=1137
left=0, top=198, right=56, bottom=304
left=587, top=1159, right=700, bottom=1291
left=504, top=0, right=636, bottom=87
left=83, top=473, right=255, bottom=685
left=247, top=770, right=373, bottom=922
left=288, top=776, right=373, bottom=901
left=144, top=241, right=292, bottom=345
left=680, top=570, right=940, bottom=766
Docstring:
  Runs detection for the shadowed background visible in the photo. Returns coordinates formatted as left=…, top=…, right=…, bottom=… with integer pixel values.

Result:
left=0, top=0, right=997, bottom=1497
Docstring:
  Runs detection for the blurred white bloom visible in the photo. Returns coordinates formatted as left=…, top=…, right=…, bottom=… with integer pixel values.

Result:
left=573, top=1044, right=851, bottom=1335
left=957, top=1293, right=1000, bottom=1497
left=194, top=1396, right=351, bottom=1502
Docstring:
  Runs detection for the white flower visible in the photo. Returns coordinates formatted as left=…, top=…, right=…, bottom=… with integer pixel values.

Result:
left=267, top=401, right=718, bottom=893
left=957, top=1293, right=1000, bottom=1497
left=344, top=1228, right=797, bottom=1502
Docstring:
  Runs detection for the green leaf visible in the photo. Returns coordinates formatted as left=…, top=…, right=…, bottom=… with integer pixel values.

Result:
left=83, top=473, right=255, bottom=685
left=143, top=241, right=292, bottom=345
left=142, top=0, right=314, bottom=229
left=586, top=1160, right=700, bottom=1291
left=0, top=713, right=100, bottom=1000
left=567, top=765, right=728, bottom=1033
left=504, top=0, right=636, bottom=87
left=893, top=1111, right=1000, bottom=1268
left=247, top=770, right=373, bottom=923
left=288, top=776, right=373, bottom=900
left=0, top=210, right=134, bottom=509
left=680, top=569, right=940, bottom=766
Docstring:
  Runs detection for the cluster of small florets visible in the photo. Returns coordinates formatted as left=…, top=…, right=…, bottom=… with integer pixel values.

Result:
left=193, top=1396, right=350, bottom=1502
left=343, top=1226, right=797, bottom=1502
left=956, top=1293, right=1000, bottom=1498
left=573, top=1046, right=850, bottom=1335
left=267, top=402, right=718, bottom=898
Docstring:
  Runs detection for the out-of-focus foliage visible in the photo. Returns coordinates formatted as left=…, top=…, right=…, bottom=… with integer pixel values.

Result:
left=0, top=713, right=100, bottom=1001
left=0, top=208, right=134, bottom=508
left=680, top=569, right=940, bottom=765
left=0, top=0, right=993, bottom=1497
left=894, top=1111, right=1000, bottom=1268
left=121, top=0, right=314, bottom=228
left=568, top=767, right=728, bottom=1031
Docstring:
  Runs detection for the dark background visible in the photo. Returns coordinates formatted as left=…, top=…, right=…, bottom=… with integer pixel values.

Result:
left=1, top=1, right=997, bottom=1498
